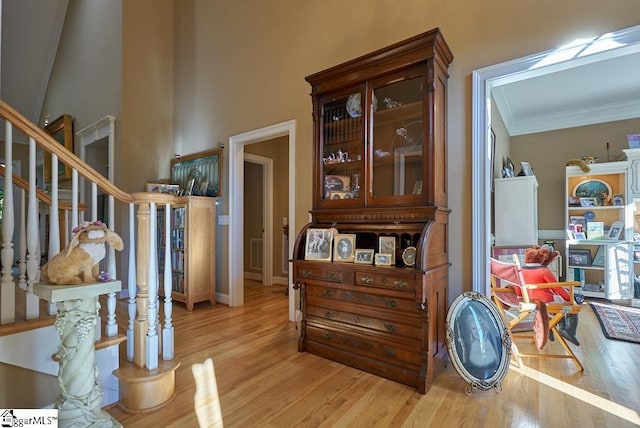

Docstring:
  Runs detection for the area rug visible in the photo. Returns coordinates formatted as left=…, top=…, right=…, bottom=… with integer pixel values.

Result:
left=588, top=301, right=640, bottom=344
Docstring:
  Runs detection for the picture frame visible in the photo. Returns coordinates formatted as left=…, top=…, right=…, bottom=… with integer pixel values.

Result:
left=569, top=215, right=587, bottom=233
left=333, top=234, right=356, bottom=263
left=374, top=252, right=393, bottom=266
left=171, top=149, right=222, bottom=197
left=591, top=246, right=605, bottom=267
left=324, top=175, right=350, bottom=193
left=606, top=220, right=624, bottom=240
left=445, top=291, right=511, bottom=392
left=304, top=228, right=333, bottom=262
left=586, top=221, right=605, bottom=240
left=354, top=249, right=374, bottom=264
left=44, top=114, right=74, bottom=183
left=612, top=194, right=624, bottom=206
left=378, top=236, right=396, bottom=256
left=520, top=161, right=533, bottom=176
left=573, top=179, right=612, bottom=203
left=568, top=248, right=592, bottom=267
left=579, top=197, right=598, bottom=207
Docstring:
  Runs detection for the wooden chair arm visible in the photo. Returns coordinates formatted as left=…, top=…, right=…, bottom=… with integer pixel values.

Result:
left=524, top=281, right=580, bottom=290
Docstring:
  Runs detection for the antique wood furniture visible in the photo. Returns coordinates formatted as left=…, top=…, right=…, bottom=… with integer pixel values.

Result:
left=292, top=28, right=453, bottom=394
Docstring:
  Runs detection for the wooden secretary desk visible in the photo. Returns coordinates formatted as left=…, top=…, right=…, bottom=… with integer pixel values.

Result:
left=292, top=28, right=453, bottom=394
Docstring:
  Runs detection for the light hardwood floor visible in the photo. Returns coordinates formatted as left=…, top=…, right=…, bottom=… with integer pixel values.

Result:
left=105, top=281, right=640, bottom=427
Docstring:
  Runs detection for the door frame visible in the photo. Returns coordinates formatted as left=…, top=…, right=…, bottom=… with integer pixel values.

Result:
left=228, top=120, right=296, bottom=321
left=244, top=152, right=274, bottom=286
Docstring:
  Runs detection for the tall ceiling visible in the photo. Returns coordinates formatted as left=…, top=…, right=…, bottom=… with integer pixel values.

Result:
left=2, top=3, right=639, bottom=137
left=1, top=0, right=68, bottom=124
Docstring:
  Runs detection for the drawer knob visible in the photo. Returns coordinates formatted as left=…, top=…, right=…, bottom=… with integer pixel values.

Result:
left=323, top=289, right=334, bottom=297
left=325, top=311, right=332, bottom=319
left=384, top=323, right=395, bottom=332
left=361, top=276, right=373, bottom=285
left=302, top=270, right=310, bottom=278
left=384, top=348, right=396, bottom=358
left=323, top=332, right=332, bottom=340
left=393, top=280, right=408, bottom=288
left=328, top=272, right=336, bottom=281
left=385, top=299, right=397, bottom=308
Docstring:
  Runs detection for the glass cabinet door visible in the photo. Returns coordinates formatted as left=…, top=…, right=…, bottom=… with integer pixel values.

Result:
left=371, top=70, right=424, bottom=200
left=319, top=90, right=364, bottom=202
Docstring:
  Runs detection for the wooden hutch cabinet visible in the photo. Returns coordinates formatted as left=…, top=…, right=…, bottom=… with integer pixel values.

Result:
left=292, top=28, right=453, bottom=394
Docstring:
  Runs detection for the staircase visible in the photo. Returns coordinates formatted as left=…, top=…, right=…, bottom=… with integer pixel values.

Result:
left=0, top=100, right=181, bottom=415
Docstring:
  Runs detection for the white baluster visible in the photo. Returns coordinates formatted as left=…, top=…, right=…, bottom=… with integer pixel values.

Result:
left=127, top=203, right=137, bottom=362
left=25, top=137, right=40, bottom=319
left=163, top=202, right=174, bottom=359
left=146, top=203, right=159, bottom=369
left=47, top=154, right=60, bottom=316
left=1, top=122, right=15, bottom=324
left=105, top=194, right=118, bottom=337
left=17, top=189, right=27, bottom=290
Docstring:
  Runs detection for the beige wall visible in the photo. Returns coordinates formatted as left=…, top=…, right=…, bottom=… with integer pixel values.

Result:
left=511, top=118, right=640, bottom=230
left=121, top=0, right=640, bottom=299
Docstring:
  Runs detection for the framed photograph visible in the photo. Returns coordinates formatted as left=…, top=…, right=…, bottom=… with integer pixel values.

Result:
left=612, top=194, right=624, bottom=206
left=354, top=249, right=374, bottom=264
left=304, top=228, right=333, bottom=262
left=573, top=179, right=612, bottom=203
left=445, top=291, right=511, bottom=392
left=568, top=248, right=592, bottom=267
left=634, top=244, right=640, bottom=262
left=606, top=221, right=624, bottom=240
left=586, top=221, right=605, bottom=240
left=186, top=178, right=195, bottom=196
left=44, top=114, right=74, bottom=183
left=324, top=175, right=350, bottom=192
left=379, top=236, right=396, bottom=256
left=520, top=161, right=533, bottom=176
left=579, top=197, right=598, bottom=207
left=374, top=253, right=393, bottom=266
left=333, top=234, right=356, bottom=262
left=591, top=246, right=606, bottom=267
left=574, top=231, right=587, bottom=240
left=567, top=196, right=581, bottom=207
left=328, top=190, right=354, bottom=200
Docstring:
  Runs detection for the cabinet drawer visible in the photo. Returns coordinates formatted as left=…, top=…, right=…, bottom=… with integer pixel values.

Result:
left=296, top=265, right=344, bottom=283
left=305, top=284, right=419, bottom=313
left=306, top=324, right=422, bottom=369
left=305, top=303, right=422, bottom=341
left=354, top=271, right=416, bottom=292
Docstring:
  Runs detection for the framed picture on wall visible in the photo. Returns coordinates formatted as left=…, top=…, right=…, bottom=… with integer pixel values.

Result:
left=44, top=114, right=74, bottom=183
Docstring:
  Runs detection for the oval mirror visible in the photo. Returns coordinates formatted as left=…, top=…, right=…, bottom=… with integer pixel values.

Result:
left=446, top=291, right=511, bottom=393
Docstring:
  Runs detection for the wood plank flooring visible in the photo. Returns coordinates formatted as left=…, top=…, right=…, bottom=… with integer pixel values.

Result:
left=105, top=281, right=640, bottom=427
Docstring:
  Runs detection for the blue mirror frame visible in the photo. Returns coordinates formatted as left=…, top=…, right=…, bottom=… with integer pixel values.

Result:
left=445, top=291, right=511, bottom=393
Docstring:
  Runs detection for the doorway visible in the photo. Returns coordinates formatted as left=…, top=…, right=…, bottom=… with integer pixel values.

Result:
left=471, top=25, right=640, bottom=296
left=228, top=120, right=296, bottom=321
left=244, top=152, right=274, bottom=286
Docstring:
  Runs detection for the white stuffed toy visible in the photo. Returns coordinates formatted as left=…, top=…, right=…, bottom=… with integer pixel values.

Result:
left=41, top=221, right=124, bottom=285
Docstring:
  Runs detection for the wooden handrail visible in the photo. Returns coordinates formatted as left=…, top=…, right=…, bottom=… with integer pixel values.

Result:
left=0, top=100, right=179, bottom=207
left=0, top=164, right=87, bottom=212
left=0, top=101, right=133, bottom=203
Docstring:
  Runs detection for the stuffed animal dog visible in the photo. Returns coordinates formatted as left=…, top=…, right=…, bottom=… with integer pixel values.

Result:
left=41, top=221, right=124, bottom=285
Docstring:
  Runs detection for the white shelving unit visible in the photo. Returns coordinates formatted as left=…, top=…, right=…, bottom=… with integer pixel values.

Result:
left=565, top=162, right=634, bottom=299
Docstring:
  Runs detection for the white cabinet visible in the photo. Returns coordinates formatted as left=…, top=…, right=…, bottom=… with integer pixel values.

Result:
left=494, top=175, right=538, bottom=246
left=565, top=162, right=634, bottom=299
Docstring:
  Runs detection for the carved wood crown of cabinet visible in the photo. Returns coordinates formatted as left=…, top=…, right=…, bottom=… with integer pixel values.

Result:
left=294, top=28, right=453, bottom=395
